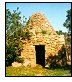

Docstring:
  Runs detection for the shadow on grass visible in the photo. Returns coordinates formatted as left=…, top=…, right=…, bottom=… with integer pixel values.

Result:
left=44, top=64, right=71, bottom=70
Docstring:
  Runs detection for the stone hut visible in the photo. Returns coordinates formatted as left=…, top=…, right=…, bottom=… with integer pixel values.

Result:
left=21, top=12, right=65, bottom=67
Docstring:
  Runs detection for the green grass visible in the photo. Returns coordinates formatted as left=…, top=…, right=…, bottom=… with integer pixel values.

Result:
left=6, top=65, right=71, bottom=76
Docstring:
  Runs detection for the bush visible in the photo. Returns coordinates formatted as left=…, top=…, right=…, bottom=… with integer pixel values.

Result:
left=6, top=54, right=16, bottom=66
left=6, top=43, right=17, bottom=66
left=14, top=56, right=24, bottom=63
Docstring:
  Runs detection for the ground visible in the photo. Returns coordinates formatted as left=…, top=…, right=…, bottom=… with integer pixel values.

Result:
left=6, top=65, right=71, bottom=76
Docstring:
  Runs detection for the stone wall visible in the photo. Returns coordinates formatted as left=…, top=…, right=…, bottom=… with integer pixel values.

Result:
left=21, top=12, right=65, bottom=67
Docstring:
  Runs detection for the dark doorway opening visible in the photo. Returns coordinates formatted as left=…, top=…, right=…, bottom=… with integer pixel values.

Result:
left=35, top=45, right=45, bottom=67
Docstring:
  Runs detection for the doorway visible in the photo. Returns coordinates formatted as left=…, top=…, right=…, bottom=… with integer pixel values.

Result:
left=35, top=45, right=45, bottom=67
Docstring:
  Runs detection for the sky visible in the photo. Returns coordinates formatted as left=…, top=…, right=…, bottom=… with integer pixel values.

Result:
left=6, top=3, right=71, bottom=32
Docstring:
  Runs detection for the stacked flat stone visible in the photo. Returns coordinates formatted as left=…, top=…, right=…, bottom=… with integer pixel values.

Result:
left=20, top=12, right=65, bottom=67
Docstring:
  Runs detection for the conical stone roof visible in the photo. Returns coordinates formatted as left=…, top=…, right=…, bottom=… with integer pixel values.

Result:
left=26, top=12, right=57, bottom=36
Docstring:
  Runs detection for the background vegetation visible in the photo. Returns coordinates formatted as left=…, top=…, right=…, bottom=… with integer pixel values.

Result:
left=56, top=9, right=71, bottom=45
left=6, top=7, right=31, bottom=66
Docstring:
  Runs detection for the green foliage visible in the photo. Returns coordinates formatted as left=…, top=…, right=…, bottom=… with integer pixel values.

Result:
left=6, top=7, right=31, bottom=66
left=56, top=30, right=71, bottom=45
left=56, top=30, right=63, bottom=35
left=63, top=9, right=71, bottom=35
left=14, top=56, right=24, bottom=63
left=63, top=9, right=71, bottom=45
left=65, top=35, right=71, bottom=45
left=41, top=30, right=47, bottom=34
left=23, top=30, right=31, bottom=40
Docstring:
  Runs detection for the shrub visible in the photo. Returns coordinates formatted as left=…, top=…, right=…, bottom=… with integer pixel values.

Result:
left=14, top=56, right=24, bottom=63
left=41, top=30, right=47, bottom=34
left=6, top=8, right=32, bottom=66
left=6, top=54, right=16, bottom=66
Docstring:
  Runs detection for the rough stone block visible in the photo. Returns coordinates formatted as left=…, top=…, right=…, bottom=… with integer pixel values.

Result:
left=12, top=62, right=22, bottom=67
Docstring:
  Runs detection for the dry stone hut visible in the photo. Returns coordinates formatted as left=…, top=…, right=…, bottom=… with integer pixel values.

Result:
left=21, top=12, right=65, bottom=67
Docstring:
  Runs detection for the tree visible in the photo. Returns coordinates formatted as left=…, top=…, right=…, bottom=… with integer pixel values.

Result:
left=56, top=30, right=63, bottom=35
left=63, top=9, right=71, bottom=45
left=6, top=7, right=31, bottom=66
left=63, top=9, right=71, bottom=35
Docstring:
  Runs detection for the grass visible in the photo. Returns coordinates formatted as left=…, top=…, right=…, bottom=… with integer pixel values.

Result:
left=6, top=65, right=71, bottom=76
